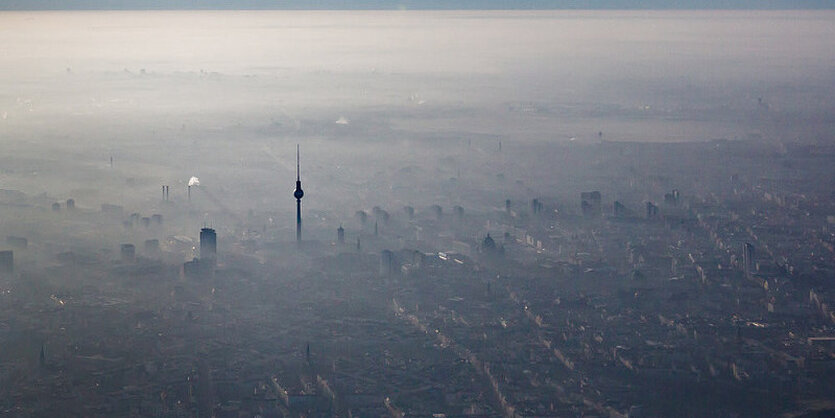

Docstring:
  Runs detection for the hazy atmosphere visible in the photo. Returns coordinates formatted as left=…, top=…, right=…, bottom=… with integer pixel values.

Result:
left=1, top=7, right=834, bottom=417
left=3, top=10, right=833, bottom=211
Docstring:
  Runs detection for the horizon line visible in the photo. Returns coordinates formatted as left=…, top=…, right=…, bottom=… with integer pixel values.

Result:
left=2, top=7, right=833, bottom=11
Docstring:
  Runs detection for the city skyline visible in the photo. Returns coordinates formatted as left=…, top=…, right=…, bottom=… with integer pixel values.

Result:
left=0, top=7, right=833, bottom=416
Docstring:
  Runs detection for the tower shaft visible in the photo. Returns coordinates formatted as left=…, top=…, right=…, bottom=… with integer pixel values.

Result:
left=296, top=198, right=302, bottom=243
left=293, top=144, right=304, bottom=244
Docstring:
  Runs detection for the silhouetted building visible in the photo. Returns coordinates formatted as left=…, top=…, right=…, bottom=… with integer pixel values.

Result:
left=380, top=250, right=396, bottom=277
left=404, top=205, right=415, bottom=220
left=531, top=198, right=543, bottom=215
left=337, top=225, right=345, bottom=244
left=646, top=201, right=659, bottom=219
left=66, top=198, right=75, bottom=210
left=409, top=250, right=426, bottom=268
left=120, top=244, right=135, bottom=263
left=182, top=258, right=210, bottom=279
left=480, top=234, right=504, bottom=259
left=454, top=205, right=464, bottom=221
left=581, top=191, right=602, bottom=217
left=355, top=210, right=368, bottom=225
left=664, top=189, right=680, bottom=206
left=0, top=250, right=12, bottom=275
left=430, top=205, right=443, bottom=220
left=743, top=242, right=755, bottom=279
left=373, top=206, right=390, bottom=224
left=377, top=209, right=390, bottom=224
left=151, top=214, right=163, bottom=225
left=183, top=227, right=217, bottom=279
left=505, top=199, right=512, bottom=215
left=482, top=234, right=496, bottom=251
left=613, top=201, right=627, bottom=218
left=51, top=202, right=60, bottom=212
left=144, top=239, right=160, bottom=255
left=200, top=228, right=217, bottom=266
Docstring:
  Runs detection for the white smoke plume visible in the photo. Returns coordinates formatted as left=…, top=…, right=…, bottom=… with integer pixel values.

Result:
left=188, top=176, right=200, bottom=186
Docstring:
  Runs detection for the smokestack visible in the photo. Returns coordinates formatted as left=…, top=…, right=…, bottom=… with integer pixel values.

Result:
left=187, top=177, right=199, bottom=203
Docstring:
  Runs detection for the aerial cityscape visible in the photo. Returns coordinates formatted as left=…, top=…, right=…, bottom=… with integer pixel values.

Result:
left=0, top=4, right=834, bottom=418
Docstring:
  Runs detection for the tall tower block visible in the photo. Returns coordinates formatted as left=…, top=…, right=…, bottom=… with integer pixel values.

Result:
left=200, top=227, right=217, bottom=267
left=294, top=145, right=304, bottom=244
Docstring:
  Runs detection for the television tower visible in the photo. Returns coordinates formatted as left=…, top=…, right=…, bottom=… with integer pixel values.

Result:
left=294, top=144, right=304, bottom=244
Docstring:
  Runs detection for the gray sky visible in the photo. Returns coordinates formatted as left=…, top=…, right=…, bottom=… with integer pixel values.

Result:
left=1, top=0, right=832, bottom=10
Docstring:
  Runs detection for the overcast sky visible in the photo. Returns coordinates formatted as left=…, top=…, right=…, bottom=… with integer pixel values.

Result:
left=1, top=0, right=832, bottom=10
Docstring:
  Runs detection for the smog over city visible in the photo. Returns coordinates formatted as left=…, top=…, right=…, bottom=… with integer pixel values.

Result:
left=0, top=2, right=834, bottom=416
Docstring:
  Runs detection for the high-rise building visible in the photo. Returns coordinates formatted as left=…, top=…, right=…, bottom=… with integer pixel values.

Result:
left=454, top=205, right=465, bottom=221
left=0, top=250, right=12, bottom=275
left=200, top=228, right=217, bottom=266
left=613, top=201, right=627, bottom=218
left=355, top=210, right=368, bottom=225
left=430, top=205, right=442, bottom=220
left=646, top=201, right=659, bottom=219
left=581, top=191, right=602, bottom=217
left=294, top=145, right=304, bottom=244
left=664, top=189, right=681, bottom=206
left=380, top=250, right=395, bottom=277
left=531, top=199, right=543, bottom=215
left=120, top=244, right=135, bottom=263
left=144, top=239, right=160, bottom=256
left=337, top=225, right=345, bottom=244
left=743, top=242, right=755, bottom=278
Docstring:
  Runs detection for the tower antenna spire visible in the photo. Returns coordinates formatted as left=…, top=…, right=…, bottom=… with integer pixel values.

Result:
left=296, top=143, right=300, bottom=182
